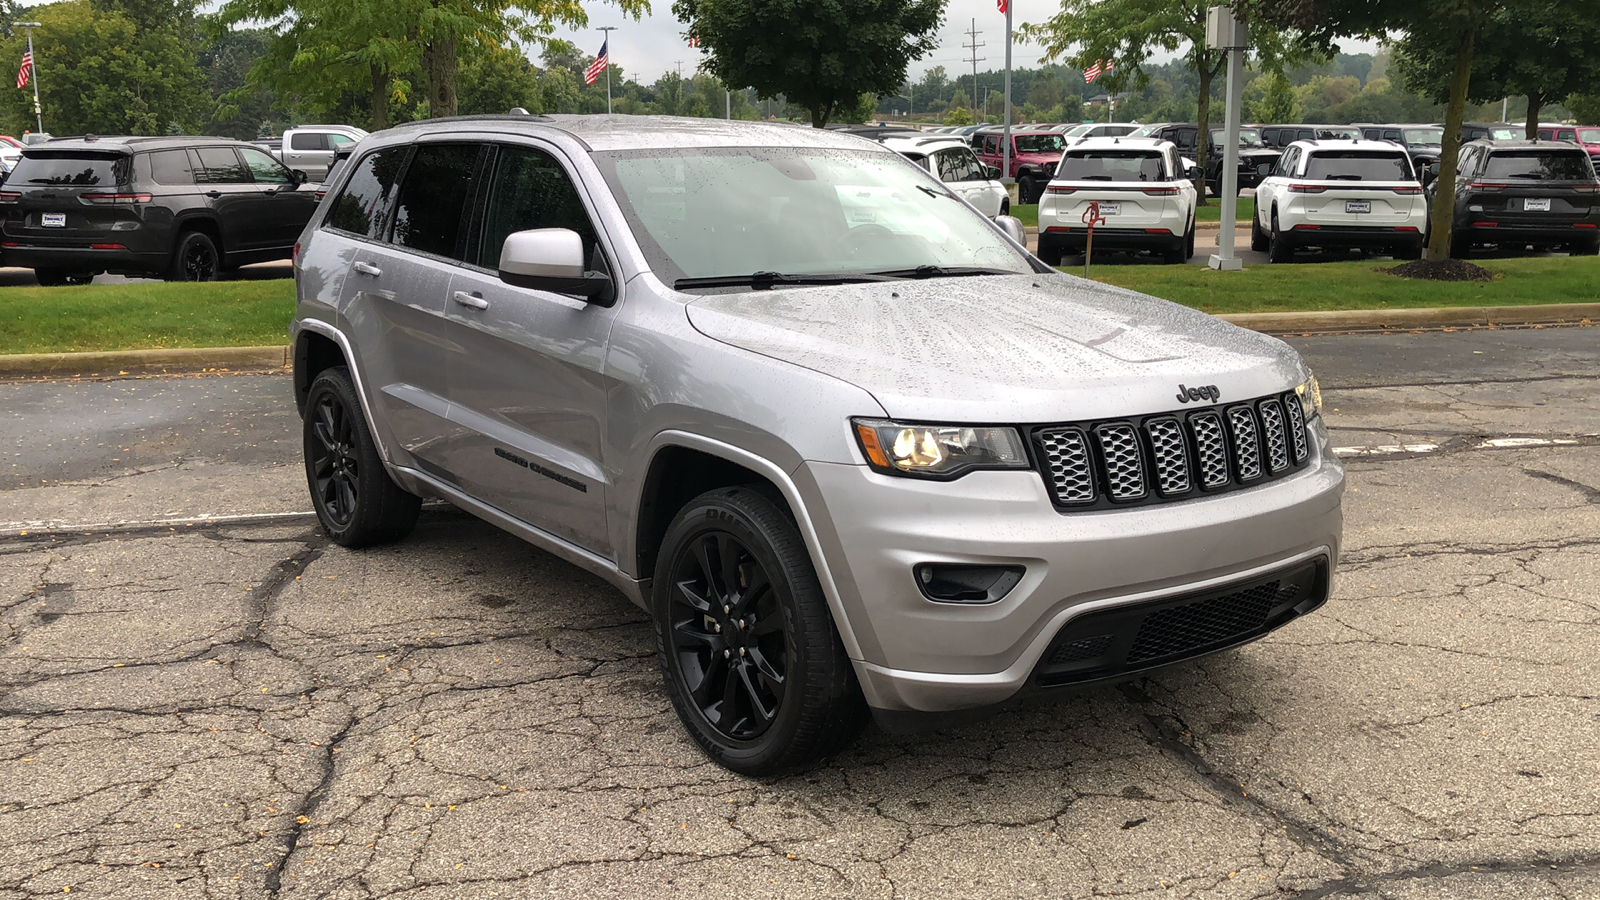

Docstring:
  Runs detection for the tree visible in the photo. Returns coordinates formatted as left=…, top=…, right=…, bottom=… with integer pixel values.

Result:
left=202, top=26, right=282, bottom=138
left=673, top=0, right=943, bottom=128
left=944, top=106, right=973, bottom=126
left=458, top=42, right=541, bottom=116
left=1570, top=94, right=1600, bottom=125
left=1024, top=0, right=1310, bottom=204
left=1246, top=71, right=1299, bottom=123
left=0, top=0, right=204, bottom=136
left=1391, top=0, right=1600, bottom=138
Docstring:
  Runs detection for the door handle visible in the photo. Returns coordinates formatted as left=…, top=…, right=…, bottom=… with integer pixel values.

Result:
left=352, top=261, right=382, bottom=277
left=205, top=190, right=222, bottom=199
left=452, top=290, right=488, bottom=310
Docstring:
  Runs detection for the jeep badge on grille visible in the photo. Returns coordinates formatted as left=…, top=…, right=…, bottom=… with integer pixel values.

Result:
left=1176, top=383, right=1221, bottom=404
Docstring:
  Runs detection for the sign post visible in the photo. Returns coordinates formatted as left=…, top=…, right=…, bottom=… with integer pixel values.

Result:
left=1206, top=6, right=1247, bottom=272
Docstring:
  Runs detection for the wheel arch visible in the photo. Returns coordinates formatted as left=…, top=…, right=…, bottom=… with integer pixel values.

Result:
left=172, top=214, right=225, bottom=253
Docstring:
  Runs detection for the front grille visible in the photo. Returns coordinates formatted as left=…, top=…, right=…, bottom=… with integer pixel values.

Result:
left=1034, top=557, right=1329, bottom=685
left=1032, top=391, right=1313, bottom=511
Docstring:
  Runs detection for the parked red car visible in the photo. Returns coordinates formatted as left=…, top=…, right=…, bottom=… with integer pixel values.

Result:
left=970, top=129, right=1067, bottom=203
left=1537, top=123, right=1600, bottom=165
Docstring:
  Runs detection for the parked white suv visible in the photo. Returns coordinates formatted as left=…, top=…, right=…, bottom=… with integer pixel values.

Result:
left=1253, top=139, right=1426, bottom=262
left=1036, top=137, right=1201, bottom=265
left=880, top=135, right=1010, bottom=218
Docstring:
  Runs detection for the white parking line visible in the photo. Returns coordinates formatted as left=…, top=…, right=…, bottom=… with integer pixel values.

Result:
left=0, top=510, right=318, bottom=536
left=1333, top=436, right=1594, bottom=458
left=1333, top=443, right=1441, bottom=457
left=1475, top=437, right=1581, bottom=449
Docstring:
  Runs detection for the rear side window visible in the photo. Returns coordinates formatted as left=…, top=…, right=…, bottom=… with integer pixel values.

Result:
left=477, top=145, right=599, bottom=270
left=9, top=152, right=130, bottom=186
left=390, top=143, right=483, bottom=259
left=1304, top=151, right=1413, bottom=181
left=192, top=148, right=250, bottom=184
left=148, top=149, right=194, bottom=185
left=289, top=133, right=326, bottom=151
left=1057, top=150, right=1167, bottom=182
left=1483, top=151, right=1594, bottom=181
left=325, top=147, right=407, bottom=238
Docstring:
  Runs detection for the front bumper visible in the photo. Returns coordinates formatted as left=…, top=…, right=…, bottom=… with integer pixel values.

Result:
left=795, top=420, right=1344, bottom=715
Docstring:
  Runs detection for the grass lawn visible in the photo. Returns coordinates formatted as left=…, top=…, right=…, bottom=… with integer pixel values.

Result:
left=1011, top=200, right=1251, bottom=227
left=0, top=280, right=296, bottom=355
left=1084, top=256, right=1600, bottom=315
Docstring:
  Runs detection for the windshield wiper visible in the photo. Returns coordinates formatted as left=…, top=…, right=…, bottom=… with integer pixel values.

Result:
left=869, top=265, right=1019, bottom=279
left=674, top=271, right=894, bottom=290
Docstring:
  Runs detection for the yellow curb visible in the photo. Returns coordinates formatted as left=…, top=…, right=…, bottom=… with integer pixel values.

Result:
left=1219, top=304, right=1600, bottom=335
left=0, top=346, right=291, bottom=377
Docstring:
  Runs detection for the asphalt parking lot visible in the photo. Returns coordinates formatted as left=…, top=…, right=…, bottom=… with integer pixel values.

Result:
left=2, top=327, right=1598, bottom=898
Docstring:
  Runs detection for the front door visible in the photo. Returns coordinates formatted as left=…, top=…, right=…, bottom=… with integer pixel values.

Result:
left=437, top=143, right=618, bottom=556
left=237, top=146, right=319, bottom=249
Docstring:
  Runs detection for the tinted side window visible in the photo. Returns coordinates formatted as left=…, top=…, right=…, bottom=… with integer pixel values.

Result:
left=289, top=133, right=326, bottom=151
left=324, top=148, right=407, bottom=239
left=477, top=146, right=600, bottom=270
left=192, top=148, right=249, bottom=184
left=239, top=147, right=291, bottom=184
left=148, top=149, right=194, bottom=185
left=390, top=143, right=483, bottom=260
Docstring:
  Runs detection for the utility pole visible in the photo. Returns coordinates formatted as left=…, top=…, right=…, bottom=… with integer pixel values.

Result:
left=14, top=21, right=42, bottom=133
left=1002, top=3, right=1012, bottom=187
left=597, top=25, right=617, bottom=114
left=963, top=19, right=984, bottom=118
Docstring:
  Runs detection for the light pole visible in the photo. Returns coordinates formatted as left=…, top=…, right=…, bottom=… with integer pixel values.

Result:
left=1206, top=6, right=1247, bottom=272
left=14, top=21, right=42, bottom=133
left=597, top=25, right=617, bottom=114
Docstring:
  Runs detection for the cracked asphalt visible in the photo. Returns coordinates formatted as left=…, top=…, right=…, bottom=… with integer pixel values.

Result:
left=1, top=326, right=1597, bottom=899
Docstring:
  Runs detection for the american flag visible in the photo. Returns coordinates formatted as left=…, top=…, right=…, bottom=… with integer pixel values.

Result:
left=997, top=0, right=1008, bottom=11
left=688, top=34, right=699, bottom=48
left=1084, top=59, right=1113, bottom=83
left=584, top=39, right=609, bottom=86
left=16, top=48, right=32, bottom=90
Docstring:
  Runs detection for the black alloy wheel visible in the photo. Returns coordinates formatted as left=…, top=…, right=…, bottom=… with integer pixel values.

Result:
left=666, top=529, right=788, bottom=742
left=1017, top=173, right=1037, bottom=205
left=652, top=487, right=867, bottom=776
left=301, top=367, right=421, bottom=547
left=169, top=231, right=219, bottom=282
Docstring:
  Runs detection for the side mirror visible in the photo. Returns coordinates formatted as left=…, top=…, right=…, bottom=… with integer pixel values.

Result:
left=1256, top=163, right=1273, bottom=178
left=291, top=169, right=308, bottom=185
left=985, top=165, right=1001, bottom=180
left=1428, top=162, right=1441, bottom=176
left=1189, top=165, right=1207, bottom=180
left=994, top=215, right=1026, bottom=245
left=498, top=228, right=613, bottom=302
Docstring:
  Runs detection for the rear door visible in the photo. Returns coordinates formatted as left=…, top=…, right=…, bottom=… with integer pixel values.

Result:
left=1479, top=150, right=1597, bottom=227
left=1049, top=149, right=1178, bottom=228
left=437, top=142, right=619, bottom=555
left=2, top=150, right=135, bottom=247
left=1299, top=150, right=1423, bottom=227
left=190, top=146, right=263, bottom=253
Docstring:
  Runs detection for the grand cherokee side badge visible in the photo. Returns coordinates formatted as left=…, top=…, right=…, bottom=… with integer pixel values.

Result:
left=1176, top=383, right=1221, bottom=404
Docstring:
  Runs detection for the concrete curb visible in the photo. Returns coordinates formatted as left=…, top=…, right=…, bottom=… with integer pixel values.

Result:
left=0, top=345, right=291, bottom=377
left=2, top=303, right=1596, bottom=377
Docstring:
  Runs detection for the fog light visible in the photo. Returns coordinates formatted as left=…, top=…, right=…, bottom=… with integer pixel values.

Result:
left=914, top=564, right=1025, bottom=604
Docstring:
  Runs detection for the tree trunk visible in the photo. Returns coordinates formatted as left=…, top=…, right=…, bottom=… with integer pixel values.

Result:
left=1524, top=92, right=1543, bottom=139
left=371, top=65, right=391, bottom=131
left=424, top=32, right=459, bottom=119
left=1427, top=25, right=1476, bottom=263
left=811, top=102, right=828, bottom=128
left=1195, top=49, right=1213, bottom=207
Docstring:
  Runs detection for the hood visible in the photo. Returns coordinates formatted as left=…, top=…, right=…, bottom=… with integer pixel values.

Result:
left=685, top=274, right=1307, bottom=423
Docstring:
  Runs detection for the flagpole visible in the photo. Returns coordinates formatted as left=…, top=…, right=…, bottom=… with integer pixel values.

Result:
left=1002, top=2, right=1012, bottom=200
left=15, top=22, right=42, bottom=132
left=597, top=25, right=617, bottom=114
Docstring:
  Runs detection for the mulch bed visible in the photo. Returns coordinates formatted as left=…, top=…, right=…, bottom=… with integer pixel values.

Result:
left=1382, top=259, right=1497, bottom=282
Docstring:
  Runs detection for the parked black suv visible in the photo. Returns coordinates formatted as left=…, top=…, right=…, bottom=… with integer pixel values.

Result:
left=1352, top=123, right=1445, bottom=178
left=1431, top=139, right=1600, bottom=257
left=1129, top=122, right=1281, bottom=194
left=1258, top=124, right=1361, bottom=150
left=0, top=136, right=319, bottom=285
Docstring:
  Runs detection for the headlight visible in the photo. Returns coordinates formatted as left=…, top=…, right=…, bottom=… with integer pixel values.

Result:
left=853, top=419, right=1030, bottom=479
left=1294, top=375, right=1323, bottom=421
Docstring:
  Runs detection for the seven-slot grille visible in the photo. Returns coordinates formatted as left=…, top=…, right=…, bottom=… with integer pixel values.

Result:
left=1033, top=391, right=1313, bottom=511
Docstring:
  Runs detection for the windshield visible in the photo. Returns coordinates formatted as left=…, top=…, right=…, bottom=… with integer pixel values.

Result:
left=9, top=152, right=130, bottom=186
left=1129, top=124, right=1162, bottom=138
left=1483, top=151, right=1595, bottom=181
left=1014, top=134, right=1066, bottom=154
left=1403, top=127, right=1443, bottom=145
left=594, top=147, right=1033, bottom=288
left=1483, top=127, right=1521, bottom=140
left=1211, top=128, right=1263, bottom=146
left=1063, top=124, right=1095, bottom=137
left=1577, top=128, right=1600, bottom=144
left=1304, top=151, right=1414, bottom=181
left=1057, top=150, right=1168, bottom=182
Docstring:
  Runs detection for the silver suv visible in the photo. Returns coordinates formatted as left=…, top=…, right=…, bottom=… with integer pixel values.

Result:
left=291, top=115, right=1345, bottom=775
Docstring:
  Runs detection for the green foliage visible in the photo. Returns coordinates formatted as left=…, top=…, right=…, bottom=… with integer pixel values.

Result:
left=1246, top=72, right=1299, bottom=123
left=837, top=92, right=878, bottom=125
left=0, top=0, right=204, bottom=136
left=944, top=106, right=973, bottom=127
left=674, top=0, right=943, bottom=128
left=1570, top=94, right=1600, bottom=125
left=458, top=42, right=542, bottom=115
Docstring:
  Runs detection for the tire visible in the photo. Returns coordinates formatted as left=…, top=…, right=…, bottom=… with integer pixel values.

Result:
left=1449, top=228, right=1471, bottom=260
left=1184, top=219, right=1196, bottom=260
left=652, top=486, right=867, bottom=776
left=34, top=268, right=94, bottom=287
left=1037, top=239, right=1064, bottom=267
left=168, top=230, right=220, bottom=282
left=1250, top=211, right=1269, bottom=252
left=302, top=367, right=421, bottom=548
left=1162, top=235, right=1186, bottom=264
left=1268, top=211, right=1293, bottom=264
left=999, top=199, right=1010, bottom=217
left=1017, top=173, right=1037, bottom=205
left=1570, top=240, right=1599, bottom=257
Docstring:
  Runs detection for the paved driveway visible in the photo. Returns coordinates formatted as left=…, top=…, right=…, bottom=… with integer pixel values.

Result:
left=1, top=328, right=1597, bottom=898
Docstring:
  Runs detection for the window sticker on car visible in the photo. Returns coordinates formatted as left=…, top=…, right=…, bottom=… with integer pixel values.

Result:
left=1344, top=200, right=1371, bottom=214
left=41, top=212, right=66, bottom=227
left=1524, top=198, right=1552, bottom=212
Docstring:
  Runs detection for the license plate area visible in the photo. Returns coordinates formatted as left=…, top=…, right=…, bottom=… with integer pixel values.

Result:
left=1098, top=201, right=1120, bottom=215
left=1524, top=198, right=1552, bottom=212
left=40, top=212, right=66, bottom=228
left=1344, top=200, right=1371, bottom=214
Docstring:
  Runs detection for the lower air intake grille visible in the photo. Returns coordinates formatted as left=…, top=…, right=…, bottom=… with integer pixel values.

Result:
left=1125, top=581, right=1281, bottom=664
